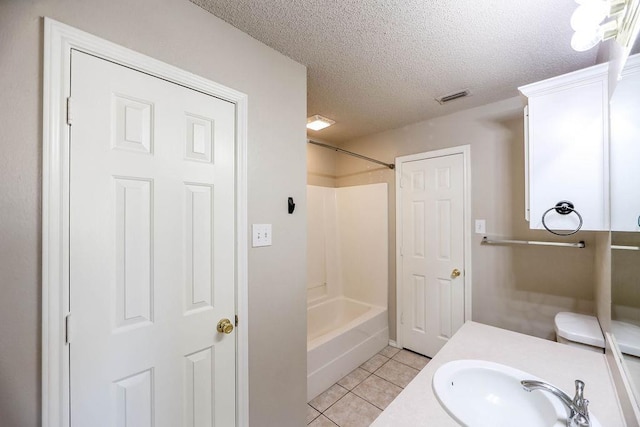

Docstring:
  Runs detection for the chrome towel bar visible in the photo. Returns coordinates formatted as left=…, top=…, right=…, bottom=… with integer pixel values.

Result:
left=481, top=236, right=586, bottom=249
left=611, top=245, right=640, bottom=251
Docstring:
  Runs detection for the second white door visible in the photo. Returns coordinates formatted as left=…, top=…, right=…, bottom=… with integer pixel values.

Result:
left=399, top=152, right=466, bottom=358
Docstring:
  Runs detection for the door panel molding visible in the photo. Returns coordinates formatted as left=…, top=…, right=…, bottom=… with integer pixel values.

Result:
left=42, top=18, right=249, bottom=427
left=395, top=145, right=472, bottom=350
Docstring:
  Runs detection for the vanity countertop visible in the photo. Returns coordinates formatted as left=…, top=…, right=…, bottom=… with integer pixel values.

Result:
left=371, top=321, right=623, bottom=426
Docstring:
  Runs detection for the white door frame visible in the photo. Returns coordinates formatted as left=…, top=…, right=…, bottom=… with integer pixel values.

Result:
left=394, top=145, right=472, bottom=349
left=42, top=18, right=249, bottom=427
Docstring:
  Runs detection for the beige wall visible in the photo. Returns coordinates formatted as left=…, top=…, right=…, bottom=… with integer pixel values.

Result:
left=595, top=233, right=612, bottom=333
left=309, top=97, right=599, bottom=342
left=0, top=1, right=307, bottom=426
left=307, top=140, right=338, bottom=187
left=611, top=232, right=640, bottom=321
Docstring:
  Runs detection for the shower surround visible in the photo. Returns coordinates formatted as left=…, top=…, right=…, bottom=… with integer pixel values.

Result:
left=306, top=183, right=389, bottom=400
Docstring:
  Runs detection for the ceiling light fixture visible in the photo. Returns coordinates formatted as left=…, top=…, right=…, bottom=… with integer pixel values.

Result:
left=306, top=115, right=335, bottom=131
left=570, top=0, right=640, bottom=51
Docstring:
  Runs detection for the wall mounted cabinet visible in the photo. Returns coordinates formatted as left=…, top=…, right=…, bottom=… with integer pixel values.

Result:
left=610, top=56, right=640, bottom=232
left=520, top=63, right=609, bottom=233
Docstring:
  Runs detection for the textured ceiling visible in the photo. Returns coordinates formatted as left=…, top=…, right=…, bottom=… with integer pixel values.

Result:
left=190, top=0, right=601, bottom=143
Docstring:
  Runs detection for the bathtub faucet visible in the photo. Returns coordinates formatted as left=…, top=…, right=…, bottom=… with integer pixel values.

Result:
left=521, top=379, right=590, bottom=427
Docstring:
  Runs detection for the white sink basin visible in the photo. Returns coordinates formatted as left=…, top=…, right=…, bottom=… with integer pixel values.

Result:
left=432, top=360, right=600, bottom=427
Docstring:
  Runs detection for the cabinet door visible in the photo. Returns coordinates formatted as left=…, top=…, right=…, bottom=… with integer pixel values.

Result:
left=528, top=78, right=607, bottom=232
left=611, top=65, right=640, bottom=232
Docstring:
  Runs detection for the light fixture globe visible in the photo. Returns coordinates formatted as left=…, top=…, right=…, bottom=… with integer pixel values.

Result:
left=569, top=0, right=631, bottom=51
left=570, top=0, right=609, bottom=31
left=571, top=29, right=604, bottom=50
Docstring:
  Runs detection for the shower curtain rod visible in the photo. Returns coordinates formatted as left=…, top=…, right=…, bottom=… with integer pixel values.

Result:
left=307, top=139, right=395, bottom=170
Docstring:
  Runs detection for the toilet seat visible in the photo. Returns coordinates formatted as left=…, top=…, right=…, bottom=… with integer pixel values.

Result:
left=555, top=312, right=640, bottom=358
left=554, top=312, right=605, bottom=348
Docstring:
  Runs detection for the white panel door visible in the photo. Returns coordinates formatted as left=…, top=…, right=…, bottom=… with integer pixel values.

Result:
left=400, top=154, right=465, bottom=357
left=69, top=51, right=236, bottom=426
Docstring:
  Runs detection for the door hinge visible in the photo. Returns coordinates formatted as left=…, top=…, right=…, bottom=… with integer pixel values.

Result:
left=400, top=312, right=404, bottom=325
left=235, top=314, right=238, bottom=327
left=66, top=96, right=73, bottom=125
left=400, top=177, right=406, bottom=188
left=65, top=313, right=73, bottom=344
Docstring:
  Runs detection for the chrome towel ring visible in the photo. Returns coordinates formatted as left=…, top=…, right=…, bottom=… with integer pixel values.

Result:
left=541, top=201, right=583, bottom=236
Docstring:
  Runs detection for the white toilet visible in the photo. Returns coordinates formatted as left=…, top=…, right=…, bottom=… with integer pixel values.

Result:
left=554, top=312, right=605, bottom=353
left=555, top=311, right=640, bottom=357
left=555, top=309, right=640, bottom=392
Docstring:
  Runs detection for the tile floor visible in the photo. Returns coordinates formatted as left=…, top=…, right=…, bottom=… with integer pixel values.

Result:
left=307, top=346, right=431, bottom=427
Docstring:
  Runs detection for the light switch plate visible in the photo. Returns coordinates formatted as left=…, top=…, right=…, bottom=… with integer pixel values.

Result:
left=475, top=219, right=486, bottom=234
left=252, top=224, right=272, bottom=247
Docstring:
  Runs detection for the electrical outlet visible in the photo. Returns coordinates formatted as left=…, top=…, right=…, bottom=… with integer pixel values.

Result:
left=475, top=219, right=486, bottom=234
left=252, top=224, right=272, bottom=247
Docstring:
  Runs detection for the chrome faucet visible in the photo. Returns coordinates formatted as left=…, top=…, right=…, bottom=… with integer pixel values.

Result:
left=521, top=379, right=590, bottom=427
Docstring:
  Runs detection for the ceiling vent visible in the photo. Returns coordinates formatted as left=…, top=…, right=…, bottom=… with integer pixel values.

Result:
left=435, top=89, right=471, bottom=105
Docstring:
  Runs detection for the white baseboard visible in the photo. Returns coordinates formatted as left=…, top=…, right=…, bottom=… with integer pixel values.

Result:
left=388, top=340, right=399, bottom=348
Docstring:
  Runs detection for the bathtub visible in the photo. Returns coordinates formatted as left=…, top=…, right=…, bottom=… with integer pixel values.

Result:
left=307, top=297, right=388, bottom=401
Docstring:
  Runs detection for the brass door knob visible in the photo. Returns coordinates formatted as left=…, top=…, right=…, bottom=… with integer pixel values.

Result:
left=451, top=269, right=461, bottom=278
left=217, top=318, right=234, bottom=334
